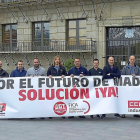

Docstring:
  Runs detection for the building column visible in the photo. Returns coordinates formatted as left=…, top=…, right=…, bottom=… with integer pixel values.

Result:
left=17, top=22, right=32, bottom=51
left=98, top=24, right=106, bottom=69
left=0, top=24, right=2, bottom=43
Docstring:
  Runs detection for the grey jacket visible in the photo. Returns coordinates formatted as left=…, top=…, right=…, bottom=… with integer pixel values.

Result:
left=121, top=63, right=140, bottom=75
left=26, top=66, right=47, bottom=76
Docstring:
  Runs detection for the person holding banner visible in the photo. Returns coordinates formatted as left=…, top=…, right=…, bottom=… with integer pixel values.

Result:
left=68, top=58, right=89, bottom=119
left=26, top=58, right=46, bottom=77
left=0, top=61, right=9, bottom=77
left=10, top=60, right=27, bottom=77
left=26, top=58, right=46, bottom=120
left=89, top=58, right=103, bottom=119
left=47, top=55, right=67, bottom=119
left=102, top=56, right=121, bottom=119
left=121, top=55, right=140, bottom=118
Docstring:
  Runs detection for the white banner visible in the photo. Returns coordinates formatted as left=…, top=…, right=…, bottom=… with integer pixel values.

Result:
left=0, top=76, right=140, bottom=118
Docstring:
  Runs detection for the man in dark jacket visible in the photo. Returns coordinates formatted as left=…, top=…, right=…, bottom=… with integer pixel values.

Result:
left=89, top=59, right=103, bottom=76
left=10, top=60, right=27, bottom=77
left=89, top=58, right=103, bottom=119
left=102, top=56, right=121, bottom=119
left=47, top=55, right=67, bottom=78
left=68, top=58, right=88, bottom=77
left=103, top=57, right=121, bottom=79
left=68, top=58, right=88, bottom=119
left=122, top=55, right=140, bottom=118
left=0, top=61, right=9, bottom=78
left=47, top=55, right=67, bottom=119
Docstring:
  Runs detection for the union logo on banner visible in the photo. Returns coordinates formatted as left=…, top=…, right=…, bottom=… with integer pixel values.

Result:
left=53, top=102, right=67, bottom=115
left=128, top=101, right=140, bottom=112
left=0, top=103, right=6, bottom=116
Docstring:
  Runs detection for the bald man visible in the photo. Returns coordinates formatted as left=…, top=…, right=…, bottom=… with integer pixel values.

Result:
left=122, top=55, right=140, bottom=76
left=26, top=58, right=46, bottom=77
left=103, top=56, right=121, bottom=79
left=102, top=56, right=121, bottom=119
left=0, top=61, right=9, bottom=78
left=121, top=55, right=140, bottom=118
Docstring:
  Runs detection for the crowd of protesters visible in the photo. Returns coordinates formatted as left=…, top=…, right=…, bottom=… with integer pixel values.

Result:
left=0, top=55, right=139, bottom=119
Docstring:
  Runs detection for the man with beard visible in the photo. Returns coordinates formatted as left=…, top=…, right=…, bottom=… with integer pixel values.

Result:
left=26, top=58, right=46, bottom=77
left=26, top=58, right=46, bottom=120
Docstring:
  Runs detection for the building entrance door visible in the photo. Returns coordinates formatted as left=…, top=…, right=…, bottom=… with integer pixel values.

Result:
left=106, top=27, right=140, bottom=70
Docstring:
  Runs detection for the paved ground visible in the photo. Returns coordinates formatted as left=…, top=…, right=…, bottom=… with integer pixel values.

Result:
left=0, top=114, right=140, bottom=140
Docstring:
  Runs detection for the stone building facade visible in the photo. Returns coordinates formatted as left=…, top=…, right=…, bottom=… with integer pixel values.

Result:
left=0, top=0, right=140, bottom=74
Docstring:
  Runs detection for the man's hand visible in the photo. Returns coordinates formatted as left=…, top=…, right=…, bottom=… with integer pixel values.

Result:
left=79, top=74, right=84, bottom=77
left=61, top=75, right=65, bottom=78
left=70, top=74, right=74, bottom=77
left=37, top=75, right=41, bottom=77
left=30, top=75, right=34, bottom=77
left=49, top=75, right=52, bottom=78
left=107, top=73, right=110, bottom=76
left=132, top=74, right=136, bottom=77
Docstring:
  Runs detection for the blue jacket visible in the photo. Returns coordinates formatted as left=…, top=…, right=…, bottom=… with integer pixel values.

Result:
left=103, top=65, right=121, bottom=79
left=47, top=65, right=67, bottom=76
left=68, top=66, right=89, bottom=76
left=10, top=67, right=27, bottom=77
